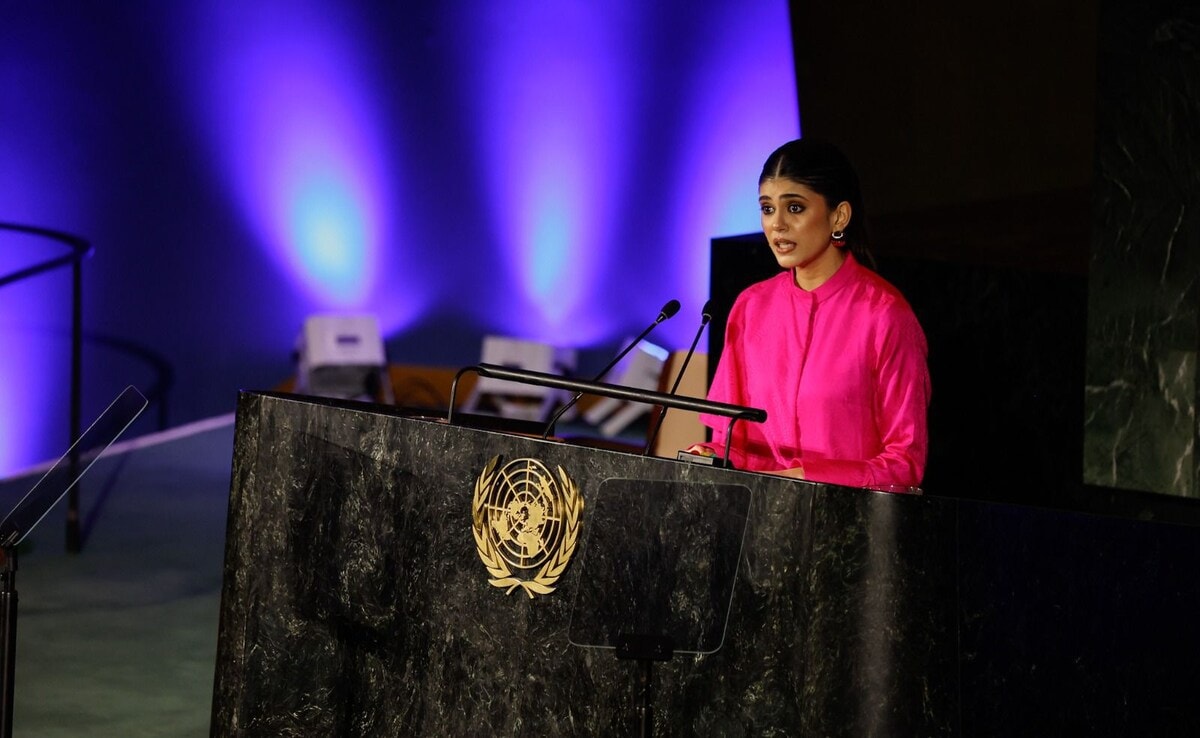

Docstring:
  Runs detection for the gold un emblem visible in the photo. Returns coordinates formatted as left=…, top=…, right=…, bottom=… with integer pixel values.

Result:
left=472, top=456, right=583, bottom=598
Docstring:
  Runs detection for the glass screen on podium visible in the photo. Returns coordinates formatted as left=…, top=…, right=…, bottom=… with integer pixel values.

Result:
left=567, top=477, right=751, bottom=656
left=0, top=386, right=148, bottom=548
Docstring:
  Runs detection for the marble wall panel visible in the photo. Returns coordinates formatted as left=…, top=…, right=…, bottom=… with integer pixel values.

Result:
left=1084, top=1, right=1200, bottom=495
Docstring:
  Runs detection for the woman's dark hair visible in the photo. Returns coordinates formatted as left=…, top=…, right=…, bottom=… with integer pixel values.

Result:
left=759, top=138, right=874, bottom=267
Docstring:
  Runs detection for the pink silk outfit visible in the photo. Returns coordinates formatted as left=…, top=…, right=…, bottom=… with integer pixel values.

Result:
left=700, top=253, right=930, bottom=488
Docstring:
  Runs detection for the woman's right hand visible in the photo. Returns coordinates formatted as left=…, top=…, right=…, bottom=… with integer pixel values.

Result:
left=683, top=444, right=716, bottom=457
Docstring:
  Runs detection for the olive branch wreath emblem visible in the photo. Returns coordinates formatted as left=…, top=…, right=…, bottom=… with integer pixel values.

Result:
left=471, top=455, right=583, bottom=598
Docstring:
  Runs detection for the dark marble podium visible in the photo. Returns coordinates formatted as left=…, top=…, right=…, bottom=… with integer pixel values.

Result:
left=211, top=392, right=1200, bottom=736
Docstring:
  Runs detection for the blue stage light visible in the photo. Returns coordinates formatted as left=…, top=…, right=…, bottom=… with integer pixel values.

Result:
left=0, top=239, right=70, bottom=476
left=167, top=2, right=396, bottom=311
left=168, top=0, right=796, bottom=346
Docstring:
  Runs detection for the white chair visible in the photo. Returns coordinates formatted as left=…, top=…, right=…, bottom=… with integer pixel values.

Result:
left=462, top=336, right=577, bottom=421
left=295, top=314, right=391, bottom=403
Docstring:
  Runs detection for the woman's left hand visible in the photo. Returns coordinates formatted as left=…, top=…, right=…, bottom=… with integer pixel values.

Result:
left=767, top=466, right=805, bottom=480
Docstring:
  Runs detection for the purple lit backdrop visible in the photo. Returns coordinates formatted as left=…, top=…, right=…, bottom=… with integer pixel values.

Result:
left=0, top=1, right=798, bottom=475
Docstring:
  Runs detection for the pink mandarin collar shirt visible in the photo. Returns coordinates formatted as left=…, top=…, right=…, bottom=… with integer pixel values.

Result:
left=700, top=253, right=930, bottom=489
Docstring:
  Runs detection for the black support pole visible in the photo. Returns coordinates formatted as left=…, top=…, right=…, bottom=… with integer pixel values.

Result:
left=66, top=259, right=84, bottom=553
left=0, top=547, right=18, bottom=738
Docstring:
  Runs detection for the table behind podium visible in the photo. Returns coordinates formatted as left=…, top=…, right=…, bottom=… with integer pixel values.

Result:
left=211, top=391, right=1200, bottom=736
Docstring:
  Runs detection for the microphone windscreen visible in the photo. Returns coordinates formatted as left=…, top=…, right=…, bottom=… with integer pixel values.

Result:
left=700, top=299, right=713, bottom=324
left=658, top=299, right=681, bottom=322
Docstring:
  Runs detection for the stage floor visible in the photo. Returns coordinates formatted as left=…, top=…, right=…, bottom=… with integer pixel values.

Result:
left=0, top=416, right=235, bottom=738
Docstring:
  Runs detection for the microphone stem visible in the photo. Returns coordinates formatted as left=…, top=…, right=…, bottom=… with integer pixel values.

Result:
left=643, top=319, right=707, bottom=456
left=541, top=317, right=665, bottom=439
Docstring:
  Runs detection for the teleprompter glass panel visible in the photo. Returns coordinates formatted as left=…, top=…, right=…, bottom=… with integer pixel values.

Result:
left=0, top=386, right=147, bottom=548
left=567, top=478, right=751, bottom=656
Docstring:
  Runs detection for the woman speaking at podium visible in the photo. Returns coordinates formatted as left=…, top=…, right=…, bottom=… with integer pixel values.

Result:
left=687, top=138, right=929, bottom=490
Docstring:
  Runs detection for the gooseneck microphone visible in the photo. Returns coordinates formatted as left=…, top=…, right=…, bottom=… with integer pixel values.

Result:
left=643, top=300, right=712, bottom=455
left=541, top=299, right=681, bottom=439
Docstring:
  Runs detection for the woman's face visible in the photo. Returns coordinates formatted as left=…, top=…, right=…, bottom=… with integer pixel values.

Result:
left=758, top=177, right=849, bottom=282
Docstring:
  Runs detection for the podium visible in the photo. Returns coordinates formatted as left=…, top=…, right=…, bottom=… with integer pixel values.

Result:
left=211, top=391, right=1200, bottom=736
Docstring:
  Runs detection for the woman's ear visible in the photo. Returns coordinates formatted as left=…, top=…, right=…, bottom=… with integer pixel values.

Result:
left=833, top=201, right=853, bottom=232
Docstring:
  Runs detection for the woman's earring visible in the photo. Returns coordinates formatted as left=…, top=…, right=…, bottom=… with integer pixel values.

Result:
left=831, top=229, right=846, bottom=248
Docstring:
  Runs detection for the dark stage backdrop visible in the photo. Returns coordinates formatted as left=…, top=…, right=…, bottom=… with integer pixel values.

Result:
left=783, top=0, right=1099, bottom=500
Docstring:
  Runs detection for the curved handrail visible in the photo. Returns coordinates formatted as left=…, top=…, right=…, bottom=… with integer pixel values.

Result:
left=0, top=221, right=93, bottom=285
left=83, top=333, right=176, bottom=431
left=0, top=222, right=92, bottom=552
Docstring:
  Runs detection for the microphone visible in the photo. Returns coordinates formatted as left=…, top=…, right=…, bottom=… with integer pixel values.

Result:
left=541, top=299, right=681, bottom=439
left=643, top=299, right=711, bottom=455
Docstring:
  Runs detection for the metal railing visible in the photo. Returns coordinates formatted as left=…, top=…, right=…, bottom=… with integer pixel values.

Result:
left=2, top=224, right=177, bottom=553
left=0, top=222, right=91, bottom=551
